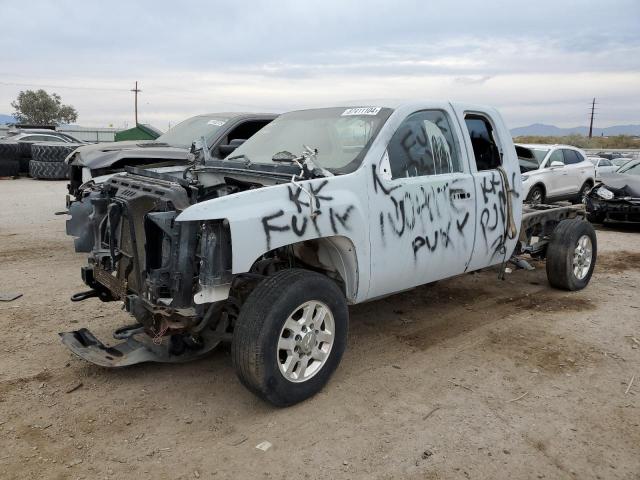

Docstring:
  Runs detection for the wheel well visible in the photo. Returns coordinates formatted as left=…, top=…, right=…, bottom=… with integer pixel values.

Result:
left=528, top=183, right=546, bottom=198
left=246, top=236, right=359, bottom=302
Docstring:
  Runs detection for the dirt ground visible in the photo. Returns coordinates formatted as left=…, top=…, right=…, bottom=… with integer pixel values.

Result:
left=1, top=177, right=639, bottom=480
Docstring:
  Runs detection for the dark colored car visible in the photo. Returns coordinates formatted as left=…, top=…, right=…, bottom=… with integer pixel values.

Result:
left=0, top=130, right=87, bottom=174
left=585, top=159, right=640, bottom=223
left=66, top=112, right=277, bottom=199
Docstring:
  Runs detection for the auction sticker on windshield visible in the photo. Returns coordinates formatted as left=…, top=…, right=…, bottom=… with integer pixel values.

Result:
left=207, top=119, right=226, bottom=126
left=341, top=107, right=382, bottom=116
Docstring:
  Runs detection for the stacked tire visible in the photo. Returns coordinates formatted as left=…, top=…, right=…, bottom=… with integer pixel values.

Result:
left=30, top=143, right=80, bottom=180
left=17, top=142, right=34, bottom=173
left=0, top=141, right=21, bottom=177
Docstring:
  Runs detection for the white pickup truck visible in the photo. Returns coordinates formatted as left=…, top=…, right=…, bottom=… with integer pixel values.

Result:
left=61, top=102, right=597, bottom=406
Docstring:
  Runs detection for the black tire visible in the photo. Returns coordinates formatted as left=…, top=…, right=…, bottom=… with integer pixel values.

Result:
left=0, top=142, right=20, bottom=161
left=232, top=269, right=348, bottom=407
left=526, top=185, right=545, bottom=205
left=18, top=141, right=33, bottom=158
left=15, top=142, right=33, bottom=173
left=31, top=143, right=80, bottom=163
left=29, top=159, right=69, bottom=179
left=575, top=182, right=593, bottom=204
left=0, top=159, right=20, bottom=177
left=18, top=157, right=31, bottom=174
left=546, top=218, right=597, bottom=291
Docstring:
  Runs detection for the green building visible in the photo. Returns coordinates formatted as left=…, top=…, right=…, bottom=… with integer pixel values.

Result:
left=114, top=124, right=162, bottom=142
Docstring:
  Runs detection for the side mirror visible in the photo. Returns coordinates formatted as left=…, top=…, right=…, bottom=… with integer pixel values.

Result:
left=550, top=161, right=564, bottom=167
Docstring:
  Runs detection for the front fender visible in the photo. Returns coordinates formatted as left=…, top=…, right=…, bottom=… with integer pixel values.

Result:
left=176, top=174, right=370, bottom=297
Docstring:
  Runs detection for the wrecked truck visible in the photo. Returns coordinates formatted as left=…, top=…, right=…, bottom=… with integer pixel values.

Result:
left=61, top=102, right=597, bottom=406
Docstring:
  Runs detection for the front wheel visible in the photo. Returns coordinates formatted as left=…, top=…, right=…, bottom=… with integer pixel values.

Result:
left=575, top=182, right=593, bottom=204
left=231, top=269, right=348, bottom=406
left=546, top=218, right=597, bottom=291
left=526, top=185, right=545, bottom=205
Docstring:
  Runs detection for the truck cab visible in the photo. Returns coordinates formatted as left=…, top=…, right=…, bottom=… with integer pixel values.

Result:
left=61, top=102, right=596, bottom=406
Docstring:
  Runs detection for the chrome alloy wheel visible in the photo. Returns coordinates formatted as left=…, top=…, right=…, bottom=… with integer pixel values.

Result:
left=277, top=301, right=335, bottom=383
left=572, top=234, right=593, bottom=280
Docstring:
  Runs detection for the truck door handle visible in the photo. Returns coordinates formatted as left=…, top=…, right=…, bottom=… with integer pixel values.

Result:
left=450, top=189, right=471, bottom=200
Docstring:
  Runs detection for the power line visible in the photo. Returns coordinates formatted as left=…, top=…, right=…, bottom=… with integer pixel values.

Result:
left=0, top=80, right=126, bottom=93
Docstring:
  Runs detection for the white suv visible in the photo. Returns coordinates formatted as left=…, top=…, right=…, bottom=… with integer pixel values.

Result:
left=517, top=144, right=596, bottom=204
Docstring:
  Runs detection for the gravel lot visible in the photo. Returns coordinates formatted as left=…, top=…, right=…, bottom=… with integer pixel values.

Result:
left=1, top=178, right=639, bottom=480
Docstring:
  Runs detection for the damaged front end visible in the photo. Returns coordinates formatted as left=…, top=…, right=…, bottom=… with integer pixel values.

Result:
left=61, top=170, right=239, bottom=367
left=585, top=184, right=640, bottom=223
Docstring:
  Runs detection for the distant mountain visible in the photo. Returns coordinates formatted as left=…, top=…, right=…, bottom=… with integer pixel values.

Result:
left=512, top=123, right=640, bottom=137
left=0, top=114, right=16, bottom=125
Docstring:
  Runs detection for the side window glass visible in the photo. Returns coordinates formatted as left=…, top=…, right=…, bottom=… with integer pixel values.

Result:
left=464, top=115, right=501, bottom=171
left=563, top=149, right=580, bottom=165
left=601, top=159, right=612, bottom=167
left=387, top=110, right=462, bottom=179
left=226, top=120, right=271, bottom=144
left=548, top=150, right=564, bottom=166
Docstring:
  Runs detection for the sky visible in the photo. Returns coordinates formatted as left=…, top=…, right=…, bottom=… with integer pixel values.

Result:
left=1, top=0, right=639, bottom=130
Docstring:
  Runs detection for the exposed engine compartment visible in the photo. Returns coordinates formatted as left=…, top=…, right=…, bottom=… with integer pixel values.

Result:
left=61, top=166, right=289, bottom=366
left=79, top=167, right=279, bottom=331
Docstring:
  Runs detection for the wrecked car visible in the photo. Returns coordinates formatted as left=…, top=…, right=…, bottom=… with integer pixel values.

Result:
left=585, top=159, right=640, bottom=223
left=61, top=102, right=597, bottom=406
left=66, top=112, right=277, bottom=199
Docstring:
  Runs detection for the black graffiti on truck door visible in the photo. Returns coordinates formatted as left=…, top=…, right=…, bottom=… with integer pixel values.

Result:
left=372, top=164, right=470, bottom=259
left=478, top=171, right=510, bottom=260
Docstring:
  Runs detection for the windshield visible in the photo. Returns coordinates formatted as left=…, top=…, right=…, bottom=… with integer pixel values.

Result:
left=517, top=146, right=549, bottom=172
left=226, top=107, right=393, bottom=173
left=617, top=160, right=640, bottom=175
left=612, top=157, right=631, bottom=167
left=156, top=115, right=230, bottom=148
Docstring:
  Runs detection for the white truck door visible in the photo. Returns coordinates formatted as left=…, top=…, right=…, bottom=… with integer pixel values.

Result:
left=367, top=107, right=476, bottom=299
left=454, top=109, right=522, bottom=271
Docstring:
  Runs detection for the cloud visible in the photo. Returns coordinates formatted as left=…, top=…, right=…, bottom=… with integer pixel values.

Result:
left=0, top=0, right=638, bottom=129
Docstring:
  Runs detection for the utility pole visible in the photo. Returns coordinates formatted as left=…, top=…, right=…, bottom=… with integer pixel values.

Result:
left=588, top=97, right=596, bottom=139
left=131, top=81, right=142, bottom=126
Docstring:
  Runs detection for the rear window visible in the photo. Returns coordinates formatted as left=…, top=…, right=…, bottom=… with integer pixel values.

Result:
left=563, top=149, right=583, bottom=165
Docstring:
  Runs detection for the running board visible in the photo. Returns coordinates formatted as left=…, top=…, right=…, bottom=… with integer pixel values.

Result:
left=59, top=328, right=222, bottom=368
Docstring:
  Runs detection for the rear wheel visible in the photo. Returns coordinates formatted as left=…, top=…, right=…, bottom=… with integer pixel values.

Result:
left=526, top=185, right=545, bottom=205
left=232, top=269, right=348, bottom=406
left=546, top=218, right=597, bottom=291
